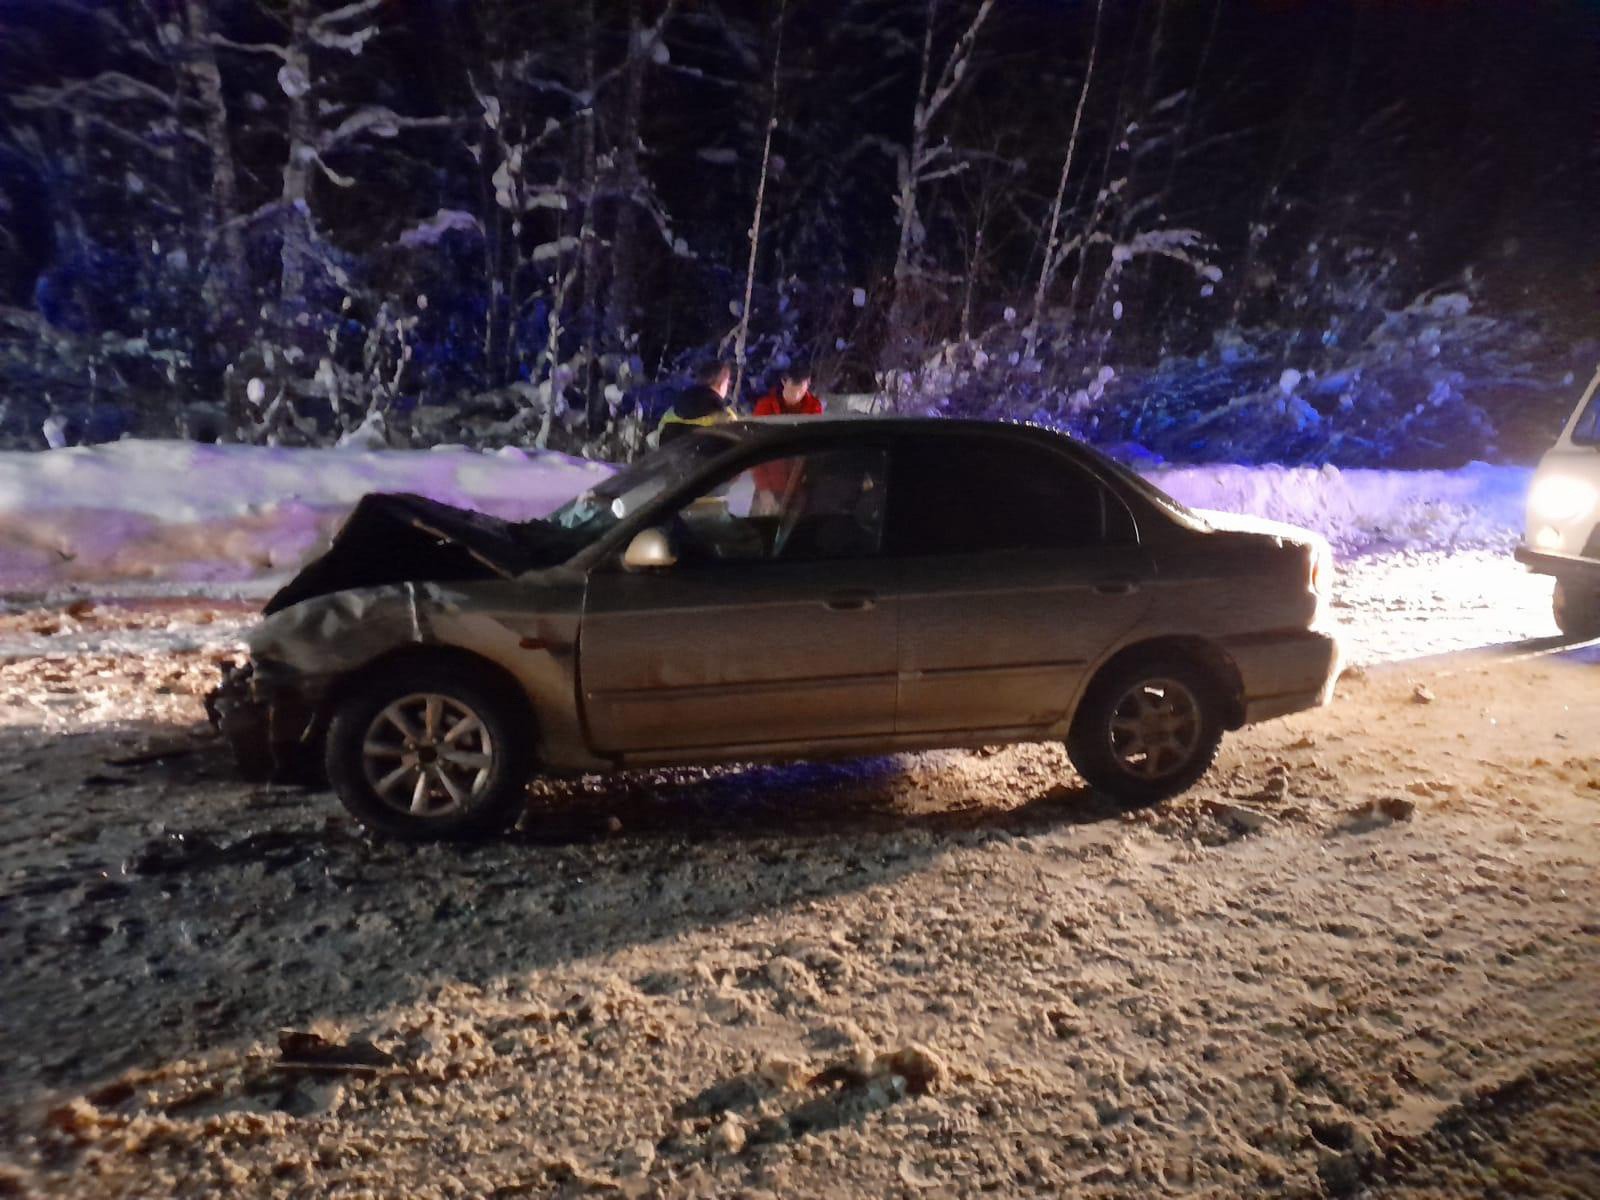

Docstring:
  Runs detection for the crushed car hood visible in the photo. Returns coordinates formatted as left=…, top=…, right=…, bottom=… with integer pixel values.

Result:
left=263, top=493, right=578, bottom=615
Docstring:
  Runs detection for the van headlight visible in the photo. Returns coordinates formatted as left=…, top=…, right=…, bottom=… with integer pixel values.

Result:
left=1534, top=525, right=1563, bottom=550
left=1529, top=476, right=1597, bottom=523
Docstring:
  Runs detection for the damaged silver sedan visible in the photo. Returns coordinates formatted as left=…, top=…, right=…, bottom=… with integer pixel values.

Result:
left=209, top=419, right=1342, bottom=838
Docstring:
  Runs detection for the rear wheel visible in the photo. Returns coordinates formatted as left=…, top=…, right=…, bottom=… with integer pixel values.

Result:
left=325, top=661, right=532, bottom=839
left=1067, top=656, right=1224, bottom=804
left=1553, top=579, right=1600, bottom=639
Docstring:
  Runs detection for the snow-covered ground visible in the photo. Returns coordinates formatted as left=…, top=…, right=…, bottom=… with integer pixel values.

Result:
left=0, top=440, right=1528, bottom=589
left=0, top=609, right=1596, bottom=1198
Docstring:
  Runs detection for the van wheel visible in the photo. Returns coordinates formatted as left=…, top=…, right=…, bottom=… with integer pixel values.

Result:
left=1067, top=656, right=1224, bottom=804
left=1553, top=580, right=1600, bottom=638
left=325, top=661, right=531, bottom=840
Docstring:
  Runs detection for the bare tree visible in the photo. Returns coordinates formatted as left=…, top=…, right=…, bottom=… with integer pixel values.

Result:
left=731, top=0, right=788, bottom=401
left=181, top=0, right=246, bottom=313
left=951, top=133, right=1021, bottom=341
left=274, top=0, right=316, bottom=304
left=603, top=0, right=650, bottom=376
left=1029, top=0, right=1106, bottom=330
left=214, top=0, right=452, bottom=305
left=882, top=0, right=996, bottom=362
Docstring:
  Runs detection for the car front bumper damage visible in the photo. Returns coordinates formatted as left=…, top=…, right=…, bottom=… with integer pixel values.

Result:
left=205, top=659, right=324, bottom=782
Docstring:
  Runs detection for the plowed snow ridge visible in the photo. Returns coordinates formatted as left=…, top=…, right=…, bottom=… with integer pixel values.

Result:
left=0, top=441, right=1530, bottom=588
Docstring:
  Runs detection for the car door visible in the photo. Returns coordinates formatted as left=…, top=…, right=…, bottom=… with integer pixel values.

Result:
left=579, top=442, right=899, bottom=755
left=888, top=432, right=1154, bottom=735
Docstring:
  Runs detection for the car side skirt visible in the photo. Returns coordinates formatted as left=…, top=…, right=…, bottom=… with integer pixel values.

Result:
left=614, top=725, right=1049, bottom=769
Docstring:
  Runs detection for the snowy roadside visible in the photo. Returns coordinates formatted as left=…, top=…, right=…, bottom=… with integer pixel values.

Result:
left=0, top=440, right=1529, bottom=590
left=0, top=438, right=1553, bottom=669
left=0, top=622, right=1595, bottom=1198
left=0, top=440, right=612, bottom=590
left=1149, top=459, right=1528, bottom=555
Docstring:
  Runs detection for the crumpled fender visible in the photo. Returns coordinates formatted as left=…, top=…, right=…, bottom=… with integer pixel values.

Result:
left=246, top=582, right=441, bottom=678
left=241, top=573, right=598, bottom=770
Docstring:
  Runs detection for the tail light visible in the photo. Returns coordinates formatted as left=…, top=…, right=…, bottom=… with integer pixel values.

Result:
left=1308, top=543, right=1332, bottom=624
left=1310, top=546, right=1331, bottom=595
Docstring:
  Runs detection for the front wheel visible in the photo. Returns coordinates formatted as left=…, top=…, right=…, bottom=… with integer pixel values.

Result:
left=325, top=661, right=532, bottom=840
left=1067, top=657, right=1224, bottom=804
left=1553, top=579, right=1600, bottom=639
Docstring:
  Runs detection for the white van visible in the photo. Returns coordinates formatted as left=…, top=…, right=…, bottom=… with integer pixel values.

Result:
left=1517, top=365, right=1600, bottom=636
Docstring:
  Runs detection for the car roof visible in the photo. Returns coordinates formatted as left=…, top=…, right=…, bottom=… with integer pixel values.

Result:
left=717, top=415, right=1073, bottom=443
left=695, top=416, right=1169, bottom=515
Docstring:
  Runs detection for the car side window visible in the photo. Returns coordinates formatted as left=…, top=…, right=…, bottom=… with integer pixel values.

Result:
left=888, top=435, right=1115, bottom=555
left=670, top=445, right=888, bottom=564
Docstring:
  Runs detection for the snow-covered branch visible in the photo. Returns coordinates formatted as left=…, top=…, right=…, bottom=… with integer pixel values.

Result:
left=308, top=0, right=383, bottom=34
left=206, top=34, right=290, bottom=60
left=319, top=107, right=455, bottom=151
left=922, top=0, right=995, bottom=131
left=13, top=71, right=175, bottom=112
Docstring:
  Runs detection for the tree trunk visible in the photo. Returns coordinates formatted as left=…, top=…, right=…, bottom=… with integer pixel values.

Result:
left=883, top=0, right=939, bottom=367
left=183, top=0, right=245, bottom=315
left=482, top=135, right=511, bottom=388
left=578, top=0, right=603, bottom=435
left=605, top=0, right=646, bottom=372
left=732, top=0, right=786, bottom=402
left=959, top=224, right=981, bottom=341
left=1029, top=0, right=1106, bottom=332
left=883, top=0, right=995, bottom=376
left=279, top=0, right=314, bottom=308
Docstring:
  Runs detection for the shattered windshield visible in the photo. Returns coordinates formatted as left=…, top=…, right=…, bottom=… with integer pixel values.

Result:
left=544, top=432, right=736, bottom=544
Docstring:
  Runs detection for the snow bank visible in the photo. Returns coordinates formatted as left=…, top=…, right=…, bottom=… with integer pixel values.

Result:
left=1151, top=461, right=1529, bottom=554
left=0, top=441, right=610, bottom=588
left=0, top=440, right=1530, bottom=589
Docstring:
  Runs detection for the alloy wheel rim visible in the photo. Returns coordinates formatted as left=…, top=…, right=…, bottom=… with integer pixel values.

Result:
left=1106, top=677, right=1202, bottom=779
left=361, top=692, right=496, bottom=818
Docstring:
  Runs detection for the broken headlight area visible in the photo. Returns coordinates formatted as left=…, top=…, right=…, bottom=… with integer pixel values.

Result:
left=205, top=658, right=324, bottom=784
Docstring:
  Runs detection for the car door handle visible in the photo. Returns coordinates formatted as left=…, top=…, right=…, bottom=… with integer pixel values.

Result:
left=824, top=590, right=877, bottom=612
left=1093, top=578, right=1140, bottom=596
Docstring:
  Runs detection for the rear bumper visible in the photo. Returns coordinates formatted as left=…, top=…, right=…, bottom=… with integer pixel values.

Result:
left=1222, top=629, right=1343, bottom=725
left=1514, top=544, right=1600, bottom=583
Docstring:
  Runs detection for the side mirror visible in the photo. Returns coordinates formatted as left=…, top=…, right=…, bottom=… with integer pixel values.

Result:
left=623, top=526, right=677, bottom=570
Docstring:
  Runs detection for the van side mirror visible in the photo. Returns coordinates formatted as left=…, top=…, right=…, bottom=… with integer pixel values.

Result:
left=623, top=526, right=677, bottom=570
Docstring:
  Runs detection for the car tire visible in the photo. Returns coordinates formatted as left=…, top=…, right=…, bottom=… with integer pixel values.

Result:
left=1553, top=579, right=1600, bottom=639
left=1067, top=655, right=1225, bottom=804
left=324, top=659, right=532, bottom=840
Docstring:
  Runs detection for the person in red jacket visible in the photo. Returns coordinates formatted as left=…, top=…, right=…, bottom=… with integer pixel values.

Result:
left=752, top=363, right=823, bottom=419
left=751, top=364, right=823, bottom=513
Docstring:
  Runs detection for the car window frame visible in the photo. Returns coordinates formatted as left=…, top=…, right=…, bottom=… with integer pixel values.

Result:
left=587, top=431, right=893, bottom=572
left=883, top=428, right=1135, bottom=558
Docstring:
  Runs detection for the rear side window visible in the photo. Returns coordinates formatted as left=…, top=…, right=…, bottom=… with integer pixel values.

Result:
left=888, top=435, right=1116, bottom=555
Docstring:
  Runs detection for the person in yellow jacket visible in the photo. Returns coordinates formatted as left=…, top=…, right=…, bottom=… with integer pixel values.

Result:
left=657, top=360, right=736, bottom=444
